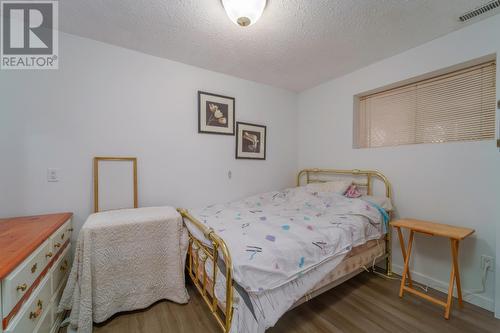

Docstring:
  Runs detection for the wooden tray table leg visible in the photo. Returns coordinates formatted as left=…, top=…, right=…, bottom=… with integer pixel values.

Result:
left=396, top=227, right=413, bottom=287
left=452, top=239, right=463, bottom=308
left=445, top=238, right=457, bottom=319
left=399, top=230, right=414, bottom=298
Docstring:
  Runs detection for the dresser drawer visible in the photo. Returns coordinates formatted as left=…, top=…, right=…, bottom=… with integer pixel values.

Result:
left=2, top=240, right=51, bottom=315
left=33, top=300, right=54, bottom=333
left=51, top=219, right=71, bottom=253
left=51, top=270, right=67, bottom=309
left=52, top=247, right=70, bottom=293
left=5, top=274, right=52, bottom=333
left=65, top=220, right=74, bottom=241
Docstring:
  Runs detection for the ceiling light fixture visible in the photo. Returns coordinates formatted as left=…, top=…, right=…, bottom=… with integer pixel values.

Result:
left=222, top=0, right=266, bottom=27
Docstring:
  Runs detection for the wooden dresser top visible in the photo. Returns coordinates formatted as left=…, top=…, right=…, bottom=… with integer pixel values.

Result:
left=0, top=212, right=73, bottom=279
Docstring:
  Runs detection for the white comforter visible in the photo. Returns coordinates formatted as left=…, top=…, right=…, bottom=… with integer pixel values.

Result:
left=186, top=186, right=386, bottom=332
left=187, top=186, right=385, bottom=293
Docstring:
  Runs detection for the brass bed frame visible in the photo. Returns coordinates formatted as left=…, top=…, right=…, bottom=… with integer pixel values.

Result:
left=177, top=168, right=392, bottom=332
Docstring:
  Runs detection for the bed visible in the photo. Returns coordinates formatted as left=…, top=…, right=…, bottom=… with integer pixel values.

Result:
left=177, top=168, right=393, bottom=332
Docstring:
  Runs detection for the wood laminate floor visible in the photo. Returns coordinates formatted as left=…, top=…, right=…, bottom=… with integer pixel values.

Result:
left=65, top=272, right=499, bottom=333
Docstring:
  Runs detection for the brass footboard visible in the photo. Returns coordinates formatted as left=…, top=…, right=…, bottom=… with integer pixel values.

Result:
left=178, top=168, right=393, bottom=332
left=176, top=208, right=234, bottom=332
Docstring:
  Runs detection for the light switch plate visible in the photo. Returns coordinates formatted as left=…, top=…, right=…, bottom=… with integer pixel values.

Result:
left=47, top=168, right=60, bottom=182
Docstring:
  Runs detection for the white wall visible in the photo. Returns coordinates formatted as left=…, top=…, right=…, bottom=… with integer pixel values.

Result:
left=0, top=32, right=298, bottom=239
left=298, top=14, right=500, bottom=312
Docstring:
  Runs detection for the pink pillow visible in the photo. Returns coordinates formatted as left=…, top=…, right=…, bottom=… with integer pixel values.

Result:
left=344, top=184, right=362, bottom=198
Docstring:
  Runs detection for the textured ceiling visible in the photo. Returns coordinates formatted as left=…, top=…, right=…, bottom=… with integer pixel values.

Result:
left=60, top=0, right=500, bottom=92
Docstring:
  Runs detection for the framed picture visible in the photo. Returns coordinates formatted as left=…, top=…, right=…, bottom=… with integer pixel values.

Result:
left=198, top=91, right=235, bottom=135
left=236, top=122, right=266, bottom=160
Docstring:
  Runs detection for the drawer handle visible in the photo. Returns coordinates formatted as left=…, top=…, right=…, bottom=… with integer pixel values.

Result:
left=45, top=252, right=53, bottom=259
left=54, top=242, right=61, bottom=248
left=60, top=260, right=69, bottom=272
left=16, top=283, right=28, bottom=292
left=31, top=263, right=37, bottom=274
left=29, top=300, right=43, bottom=320
left=68, top=228, right=74, bottom=232
left=61, top=233, right=65, bottom=240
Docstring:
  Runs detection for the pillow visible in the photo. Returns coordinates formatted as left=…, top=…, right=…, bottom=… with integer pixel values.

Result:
left=306, top=180, right=352, bottom=194
left=361, top=195, right=393, bottom=211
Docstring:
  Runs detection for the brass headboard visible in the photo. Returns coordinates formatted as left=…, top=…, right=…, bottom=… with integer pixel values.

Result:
left=297, top=168, right=392, bottom=199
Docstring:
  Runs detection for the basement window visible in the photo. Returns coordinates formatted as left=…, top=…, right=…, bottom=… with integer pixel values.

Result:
left=354, top=60, right=496, bottom=148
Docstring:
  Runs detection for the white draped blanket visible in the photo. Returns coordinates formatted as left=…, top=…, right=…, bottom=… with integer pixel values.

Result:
left=58, top=207, right=189, bottom=333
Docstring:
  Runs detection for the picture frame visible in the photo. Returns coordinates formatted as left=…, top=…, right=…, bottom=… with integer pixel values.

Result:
left=235, top=122, right=266, bottom=160
left=93, top=157, right=138, bottom=213
left=198, top=91, right=235, bottom=135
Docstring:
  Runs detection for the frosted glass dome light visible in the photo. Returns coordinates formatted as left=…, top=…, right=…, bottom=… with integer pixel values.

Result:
left=222, top=0, right=267, bottom=27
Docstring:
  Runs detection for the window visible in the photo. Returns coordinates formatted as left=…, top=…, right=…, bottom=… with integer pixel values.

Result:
left=355, top=61, right=496, bottom=148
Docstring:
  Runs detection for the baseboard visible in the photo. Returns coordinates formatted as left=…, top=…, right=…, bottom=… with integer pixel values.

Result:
left=392, top=264, right=494, bottom=312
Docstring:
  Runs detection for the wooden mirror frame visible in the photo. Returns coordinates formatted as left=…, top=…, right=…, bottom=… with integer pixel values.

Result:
left=93, top=157, right=138, bottom=213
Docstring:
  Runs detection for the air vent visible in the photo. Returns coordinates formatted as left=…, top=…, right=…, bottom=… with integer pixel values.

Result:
left=459, top=0, right=500, bottom=22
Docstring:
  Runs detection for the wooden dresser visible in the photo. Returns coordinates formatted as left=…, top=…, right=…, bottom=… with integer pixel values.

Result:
left=0, top=213, right=73, bottom=333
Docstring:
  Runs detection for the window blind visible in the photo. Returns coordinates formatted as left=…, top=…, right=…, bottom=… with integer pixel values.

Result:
left=356, top=61, right=496, bottom=148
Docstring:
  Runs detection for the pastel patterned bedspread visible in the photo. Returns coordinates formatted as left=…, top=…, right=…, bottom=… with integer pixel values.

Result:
left=186, top=186, right=385, bottom=294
